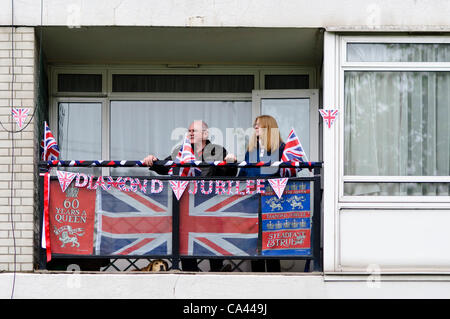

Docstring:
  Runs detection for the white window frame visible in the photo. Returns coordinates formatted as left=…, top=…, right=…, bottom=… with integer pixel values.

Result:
left=49, top=65, right=317, bottom=176
left=338, top=35, right=450, bottom=205
left=252, top=89, right=320, bottom=162
left=50, top=67, right=108, bottom=97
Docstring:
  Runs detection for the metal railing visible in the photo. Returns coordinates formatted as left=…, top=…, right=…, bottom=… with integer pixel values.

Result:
left=37, top=160, right=323, bottom=272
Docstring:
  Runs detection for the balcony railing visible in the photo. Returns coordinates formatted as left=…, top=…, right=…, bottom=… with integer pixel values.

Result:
left=37, top=160, right=323, bottom=272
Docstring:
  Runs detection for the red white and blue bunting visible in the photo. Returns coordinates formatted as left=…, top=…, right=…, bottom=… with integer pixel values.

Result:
left=56, top=171, right=289, bottom=201
left=319, top=109, right=339, bottom=129
left=12, top=108, right=30, bottom=129
left=41, top=159, right=316, bottom=169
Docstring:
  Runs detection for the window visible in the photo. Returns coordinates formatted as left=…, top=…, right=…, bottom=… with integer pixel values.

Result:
left=57, top=74, right=103, bottom=93
left=58, top=102, right=102, bottom=159
left=50, top=66, right=316, bottom=176
left=112, top=74, right=254, bottom=93
left=342, top=37, right=450, bottom=197
left=347, top=43, right=450, bottom=62
left=110, top=100, right=252, bottom=176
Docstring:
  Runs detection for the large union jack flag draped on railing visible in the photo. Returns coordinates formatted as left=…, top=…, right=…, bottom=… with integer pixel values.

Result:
left=48, top=180, right=259, bottom=257
left=40, top=121, right=60, bottom=161
left=179, top=184, right=259, bottom=256
left=280, top=129, right=308, bottom=177
left=95, top=185, right=172, bottom=256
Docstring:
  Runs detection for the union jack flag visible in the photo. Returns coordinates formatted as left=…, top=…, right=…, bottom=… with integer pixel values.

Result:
left=40, top=121, right=60, bottom=161
left=95, top=185, right=172, bottom=256
left=169, top=134, right=201, bottom=177
left=280, top=129, right=308, bottom=177
left=12, top=108, right=29, bottom=129
left=319, top=109, right=339, bottom=129
left=179, top=185, right=259, bottom=256
left=56, top=170, right=77, bottom=192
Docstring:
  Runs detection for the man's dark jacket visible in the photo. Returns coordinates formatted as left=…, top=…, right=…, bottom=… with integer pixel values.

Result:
left=150, top=140, right=237, bottom=177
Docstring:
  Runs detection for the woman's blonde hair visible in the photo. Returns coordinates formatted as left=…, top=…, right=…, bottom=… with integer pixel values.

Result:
left=248, top=115, right=283, bottom=153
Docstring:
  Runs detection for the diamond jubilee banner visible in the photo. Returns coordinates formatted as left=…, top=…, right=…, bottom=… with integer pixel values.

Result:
left=45, top=175, right=313, bottom=258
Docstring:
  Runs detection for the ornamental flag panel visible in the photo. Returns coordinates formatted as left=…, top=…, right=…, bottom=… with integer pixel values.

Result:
left=45, top=176, right=315, bottom=259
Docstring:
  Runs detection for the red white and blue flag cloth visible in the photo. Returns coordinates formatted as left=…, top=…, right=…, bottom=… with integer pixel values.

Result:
left=280, top=128, right=308, bottom=177
left=56, top=170, right=77, bottom=192
left=95, top=185, right=173, bottom=256
left=179, top=185, right=259, bottom=256
left=268, top=178, right=289, bottom=199
left=319, top=109, right=339, bottom=129
left=12, top=108, right=30, bottom=129
left=94, top=181, right=258, bottom=256
left=169, top=134, right=202, bottom=177
left=40, top=121, right=60, bottom=161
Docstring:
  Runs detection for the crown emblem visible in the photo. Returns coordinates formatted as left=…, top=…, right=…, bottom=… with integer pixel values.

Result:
left=266, top=221, right=275, bottom=229
left=283, top=220, right=291, bottom=228
left=300, top=219, right=307, bottom=228
left=65, top=185, right=79, bottom=198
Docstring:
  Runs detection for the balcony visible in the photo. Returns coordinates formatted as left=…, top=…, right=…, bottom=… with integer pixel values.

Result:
left=37, top=160, right=322, bottom=273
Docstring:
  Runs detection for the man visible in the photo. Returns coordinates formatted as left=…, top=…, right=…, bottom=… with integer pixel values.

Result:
left=143, top=120, right=236, bottom=177
left=143, top=120, right=237, bottom=271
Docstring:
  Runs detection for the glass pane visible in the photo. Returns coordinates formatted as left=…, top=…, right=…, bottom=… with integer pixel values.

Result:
left=347, top=43, right=450, bottom=62
left=58, top=74, right=102, bottom=92
left=110, top=100, right=252, bottom=176
left=58, top=102, right=102, bottom=160
left=344, top=71, right=450, bottom=178
left=112, top=74, right=254, bottom=93
left=344, top=183, right=450, bottom=196
left=261, top=98, right=310, bottom=160
left=265, top=75, right=309, bottom=89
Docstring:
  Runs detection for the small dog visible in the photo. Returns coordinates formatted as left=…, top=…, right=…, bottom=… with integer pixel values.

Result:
left=136, top=259, right=169, bottom=272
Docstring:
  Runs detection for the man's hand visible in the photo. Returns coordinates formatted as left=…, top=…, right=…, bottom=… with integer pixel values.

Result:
left=143, top=155, right=158, bottom=166
left=224, top=153, right=237, bottom=163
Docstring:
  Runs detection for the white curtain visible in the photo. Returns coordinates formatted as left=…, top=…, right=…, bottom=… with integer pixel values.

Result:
left=347, top=43, right=450, bottom=62
left=110, top=100, right=252, bottom=176
left=58, top=102, right=102, bottom=175
left=344, top=71, right=450, bottom=196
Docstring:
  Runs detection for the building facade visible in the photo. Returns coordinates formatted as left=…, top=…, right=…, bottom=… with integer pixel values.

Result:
left=1, top=0, right=450, bottom=298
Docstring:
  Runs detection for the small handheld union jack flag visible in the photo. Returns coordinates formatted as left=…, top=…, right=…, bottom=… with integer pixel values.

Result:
left=280, top=128, right=308, bottom=177
left=40, top=121, right=60, bottom=161
left=12, top=108, right=30, bottom=129
left=169, top=134, right=201, bottom=177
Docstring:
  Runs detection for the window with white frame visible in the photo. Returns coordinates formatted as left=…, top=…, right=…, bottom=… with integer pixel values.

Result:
left=341, top=37, right=450, bottom=197
left=50, top=67, right=316, bottom=176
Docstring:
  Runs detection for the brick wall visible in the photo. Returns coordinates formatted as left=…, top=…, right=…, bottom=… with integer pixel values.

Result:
left=0, top=27, right=35, bottom=271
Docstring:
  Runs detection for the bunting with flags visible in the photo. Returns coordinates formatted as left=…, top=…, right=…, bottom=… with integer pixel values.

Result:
left=12, top=108, right=30, bottom=129
left=319, top=109, right=339, bottom=129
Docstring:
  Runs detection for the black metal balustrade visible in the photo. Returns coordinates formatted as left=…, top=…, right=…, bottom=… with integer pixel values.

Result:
left=37, top=161, right=323, bottom=273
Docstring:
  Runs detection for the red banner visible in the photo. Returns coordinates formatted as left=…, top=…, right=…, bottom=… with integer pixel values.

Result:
left=48, top=180, right=96, bottom=255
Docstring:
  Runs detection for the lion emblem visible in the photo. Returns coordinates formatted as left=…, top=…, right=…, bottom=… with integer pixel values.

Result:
left=53, top=225, right=84, bottom=248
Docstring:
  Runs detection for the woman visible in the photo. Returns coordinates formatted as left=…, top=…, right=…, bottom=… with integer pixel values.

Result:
left=226, top=115, right=285, bottom=272
left=238, top=115, right=285, bottom=178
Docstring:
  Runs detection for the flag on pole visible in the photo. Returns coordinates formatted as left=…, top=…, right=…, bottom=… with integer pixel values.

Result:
left=280, top=128, right=308, bottom=177
left=40, top=121, right=60, bottom=161
left=169, top=134, right=201, bottom=177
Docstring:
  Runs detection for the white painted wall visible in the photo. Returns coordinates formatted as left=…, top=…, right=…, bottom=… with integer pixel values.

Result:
left=339, top=210, right=450, bottom=271
left=0, top=0, right=449, bottom=30
left=3, top=273, right=450, bottom=299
